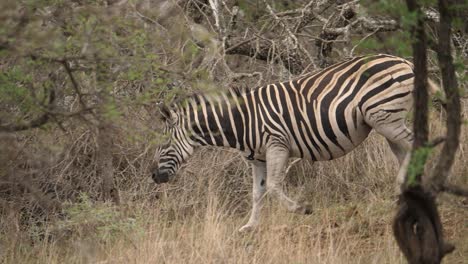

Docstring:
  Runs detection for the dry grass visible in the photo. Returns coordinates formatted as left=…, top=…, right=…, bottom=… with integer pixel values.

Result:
left=1, top=105, right=467, bottom=264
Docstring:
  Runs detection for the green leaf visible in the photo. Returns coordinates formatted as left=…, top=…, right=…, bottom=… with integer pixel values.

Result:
left=406, top=146, right=434, bottom=187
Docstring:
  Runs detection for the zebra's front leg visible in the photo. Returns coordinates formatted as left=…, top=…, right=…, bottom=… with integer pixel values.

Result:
left=266, top=145, right=312, bottom=215
left=239, top=160, right=267, bottom=232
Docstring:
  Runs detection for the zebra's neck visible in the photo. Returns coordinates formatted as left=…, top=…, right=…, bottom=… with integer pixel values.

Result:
left=178, top=88, right=265, bottom=154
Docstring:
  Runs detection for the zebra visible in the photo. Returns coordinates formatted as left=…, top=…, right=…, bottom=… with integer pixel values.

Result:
left=151, top=54, right=441, bottom=232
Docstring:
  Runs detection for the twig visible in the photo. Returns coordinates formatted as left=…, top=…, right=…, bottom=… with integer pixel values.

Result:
left=134, top=9, right=168, bottom=32
left=208, top=0, right=221, bottom=32
left=225, top=37, right=257, bottom=53
left=426, top=137, right=445, bottom=148
left=225, top=5, right=239, bottom=40
left=230, top=71, right=262, bottom=80
left=0, top=89, right=55, bottom=132
left=60, top=59, right=87, bottom=109
left=441, top=183, right=468, bottom=197
left=0, top=115, right=50, bottom=133
left=350, top=27, right=380, bottom=57
left=285, top=158, right=301, bottom=175
left=263, top=0, right=298, bottom=49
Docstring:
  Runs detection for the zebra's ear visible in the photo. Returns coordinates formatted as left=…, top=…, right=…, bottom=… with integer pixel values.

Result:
left=159, top=104, right=171, bottom=121
left=158, top=104, right=177, bottom=126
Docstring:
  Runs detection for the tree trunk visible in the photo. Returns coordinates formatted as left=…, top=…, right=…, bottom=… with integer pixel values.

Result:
left=96, top=118, right=120, bottom=205
left=393, top=1, right=460, bottom=263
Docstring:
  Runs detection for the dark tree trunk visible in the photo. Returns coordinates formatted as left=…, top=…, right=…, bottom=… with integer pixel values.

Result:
left=315, top=5, right=356, bottom=67
left=96, top=119, right=120, bottom=205
left=429, top=0, right=462, bottom=190
left=393, top=1, right=460, bottom=263
left=407, top=0, right=429, bottom=152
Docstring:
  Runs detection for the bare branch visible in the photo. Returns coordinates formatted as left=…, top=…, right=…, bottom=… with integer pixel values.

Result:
left=263, top=0, right=298, bottom=49
left=225, top=36, right=306, bottom=74
left=359, top=16, right=399, bottom=32
left=0, top=115, right=50, bottom=133
left=441, top=183, right=468, bottom=198
left=224, top=37, right=256, bottom=53
left=0, top=89, right=55, bottom=132
left=18, top=174, right=62, bottom=212
left=426, top=137, right=445, bottom=148
left=60, top=59, right=88, bottom=110
left=225, top=5, right=239, bottom=40
left=134, top=8, right=168, bottom=32
left=208, top=0, right=221, bottom=32
left=350, top=27, right=380, bottom=57
left=262, top=0, right=315, bottom=70
left=285, top=158, right=301, bottom=175
left=315, top=2, right=356, bottom=67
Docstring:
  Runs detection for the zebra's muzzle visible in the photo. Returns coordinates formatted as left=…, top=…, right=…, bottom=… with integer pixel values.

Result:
left=152, top=170, right=171, bottom=184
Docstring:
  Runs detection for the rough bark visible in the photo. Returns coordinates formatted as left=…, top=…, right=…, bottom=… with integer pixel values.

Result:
left=428, top=0, right=462, bottom=191
left=408, top=8, right=428, bottom=151
left=96, top=64, right=120, bottom=204
left=96, top=116, right=120, bottom=205
left=392, top=2, right=440, bottom=262
left=393, top=1, right=461, bottom=263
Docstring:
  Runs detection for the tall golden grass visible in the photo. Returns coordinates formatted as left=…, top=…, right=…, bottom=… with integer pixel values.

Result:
left=0, top=103, right=467, bottom=264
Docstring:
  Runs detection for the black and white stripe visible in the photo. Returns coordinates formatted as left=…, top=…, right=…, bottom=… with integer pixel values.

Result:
left=152, top=54, right=429, bottom=231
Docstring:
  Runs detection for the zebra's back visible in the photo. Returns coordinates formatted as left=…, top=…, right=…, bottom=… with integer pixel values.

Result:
left=255, top=54, right=415, bottom=161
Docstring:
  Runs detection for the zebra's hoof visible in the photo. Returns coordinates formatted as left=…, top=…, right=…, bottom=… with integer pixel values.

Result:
left=296, top=203, right=313, bottom=215
left=238, top=224, right=256, bottom=233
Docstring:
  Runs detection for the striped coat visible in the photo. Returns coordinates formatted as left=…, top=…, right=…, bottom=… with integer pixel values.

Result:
left=153, top=54, right=436, bottom=231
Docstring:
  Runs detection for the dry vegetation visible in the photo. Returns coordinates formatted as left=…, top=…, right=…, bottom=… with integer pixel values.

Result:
left=1, top=108, right=467, bottom=264
left=0, top=0, right=467, bottom=263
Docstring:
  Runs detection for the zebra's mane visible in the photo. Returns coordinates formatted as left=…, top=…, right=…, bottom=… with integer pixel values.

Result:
left=169, top=85, right=256, bottom=111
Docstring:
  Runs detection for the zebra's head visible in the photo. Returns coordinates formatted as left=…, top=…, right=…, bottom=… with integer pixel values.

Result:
left=151, top=104, right=194, bottom=184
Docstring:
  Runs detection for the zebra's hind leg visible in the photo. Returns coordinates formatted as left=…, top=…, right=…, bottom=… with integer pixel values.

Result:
left=371, top=119, right=413, bottom=192
left=386, top=138, right=412, bottom=192
left=265, top=145, right=313, bottom=215
left=386, top=138, right=410, bottom=166
left=239, top=160, right=267, bottom=232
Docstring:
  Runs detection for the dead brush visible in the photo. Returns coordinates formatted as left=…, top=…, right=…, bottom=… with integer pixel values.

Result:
left=1, top=99, right=467, bottom=264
